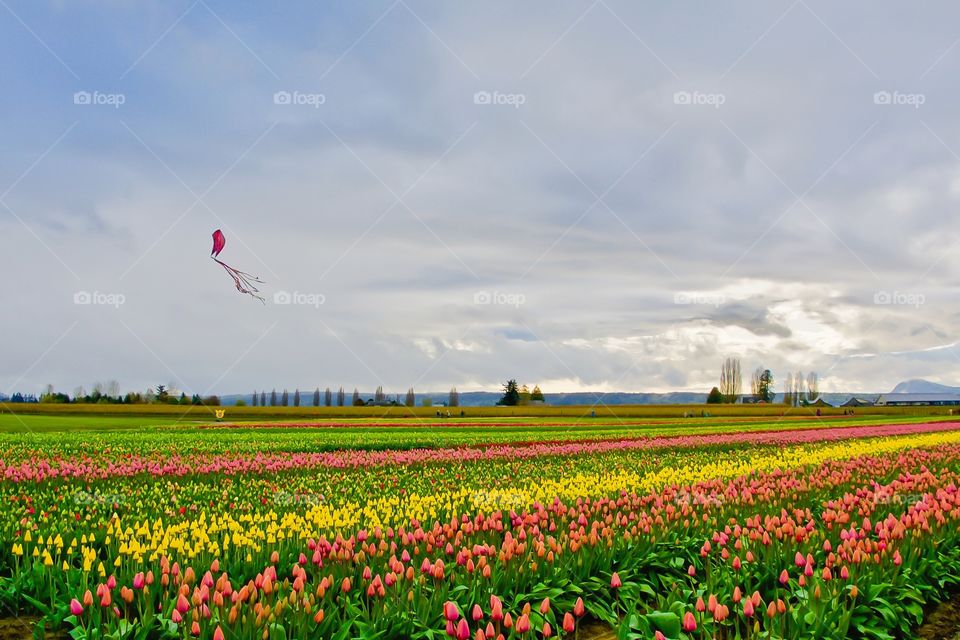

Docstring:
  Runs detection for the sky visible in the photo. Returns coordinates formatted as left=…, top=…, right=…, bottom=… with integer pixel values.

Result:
left=2, top=1, right=960, bottom=397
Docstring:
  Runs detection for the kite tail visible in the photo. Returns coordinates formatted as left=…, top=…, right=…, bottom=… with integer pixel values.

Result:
left=213, top=257, right=266, bottom=304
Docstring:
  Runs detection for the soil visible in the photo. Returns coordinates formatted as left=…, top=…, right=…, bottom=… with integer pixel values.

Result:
left=917, top=595, right=960, bottom=640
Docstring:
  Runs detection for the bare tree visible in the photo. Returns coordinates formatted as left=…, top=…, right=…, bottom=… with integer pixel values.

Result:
left=806, top=372, right=819, bottom=402
left=374, top=386, right=386, bottom=405
left=448, top=387, right=460, bottom=407
left=719, top=357, right=742, bottom=403
left=106, top=380, right=120, bottom=398
left=750, top=368, right=763, bottom=400
left=404, top=388, right=415, bottom=407
left=352, top=388, right=361, bottom=406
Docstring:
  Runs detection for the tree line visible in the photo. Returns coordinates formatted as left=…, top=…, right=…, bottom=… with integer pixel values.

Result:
left=707, top=357, right=819, bottom=405
left=495, top=380, right=545, bottom=406
left=249, top=387, right=462, bottom=408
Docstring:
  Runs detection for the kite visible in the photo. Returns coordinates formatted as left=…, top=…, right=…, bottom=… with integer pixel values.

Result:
left=210, top=229, right=265, bottom=303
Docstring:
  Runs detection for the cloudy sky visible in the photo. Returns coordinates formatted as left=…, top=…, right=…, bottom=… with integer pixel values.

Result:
left=3, top=1, right=960, bottom=397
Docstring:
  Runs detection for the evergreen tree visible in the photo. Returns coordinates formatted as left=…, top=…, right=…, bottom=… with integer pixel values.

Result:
left=337, top=387, right=345, bottom=407
left=497, top=380, right=520, bottom=406
left=281, top=389, right=289, bottom=406
left=324, top=387, right=332, bottom=407
left=270, top=389, right=277, bottom=406
left=313, top=388, right=321, bottom=407
left=405, top=388, right=416, bottom=407
left=293, top=389, right=300, bottom=407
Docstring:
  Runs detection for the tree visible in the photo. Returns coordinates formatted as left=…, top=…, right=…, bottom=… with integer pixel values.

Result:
left=757, top=369, right=774, bottom=403
left=155, top=385, right=168, bottom=403
left=519, top=384, right=531, bottom=405
left=374, top=386, right=386, bottom=405
left=404, top=388, right=416, bottom=407
left=448, top=387, right=460, bottom=407
left=352, top=388, right=361, bottom=406
left=324, top=387, right=332, bottom=407
left=530, top=385, right=544, bottom=402
left=252, top=391, right=258, bottom=407
left=311, top=388, right=319, bottom=407
left=261, top=391, right=266, bottom=407
left=337, top=387, right=345, bottom=407
left=270, top=389, right=277, bottom=406
left=706, top=387, right=724, bottom=404
left=806, top=372, right=819, bottom=402
left=750, top=368, right=763, bottom=400
left=497, top=380, right=520, bottom=406
left=293, top=389, right=301, bottom=407
left=719, top=357, right=742, bottom=403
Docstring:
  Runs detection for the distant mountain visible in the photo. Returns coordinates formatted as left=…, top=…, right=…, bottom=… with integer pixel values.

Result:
left=890, top=379, right=960, bottom=394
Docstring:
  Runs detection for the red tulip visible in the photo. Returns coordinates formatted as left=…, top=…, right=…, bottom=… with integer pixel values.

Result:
left=610, top=572, right=622, bottom=589
left=682, top=611, right=697, bottom=632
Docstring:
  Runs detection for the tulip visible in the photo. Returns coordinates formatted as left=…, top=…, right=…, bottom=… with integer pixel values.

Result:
left=445, top=601, right=461, bottom=622
left=516, top=614, right=530, bottom=633
left=610, top=572, right=622, bottom=589
left=682, top=611, right=696, bottom=632
left=563, top=613, right=575, bottom=633
left=69, top=599, right=83, bottom=616
left=573, top=597, right=585, bottom=617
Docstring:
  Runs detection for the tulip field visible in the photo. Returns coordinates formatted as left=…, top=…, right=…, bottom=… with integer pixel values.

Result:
left=3, top=417, right=960, bottom=638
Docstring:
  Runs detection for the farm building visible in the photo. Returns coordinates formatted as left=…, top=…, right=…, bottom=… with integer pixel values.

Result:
left=841, top=397, right=875, bottom=407
left=874, top=393, right=960, bottom=406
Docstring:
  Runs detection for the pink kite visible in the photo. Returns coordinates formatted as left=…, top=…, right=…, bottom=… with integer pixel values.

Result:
left=210, top=229, right=265, bottom=303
